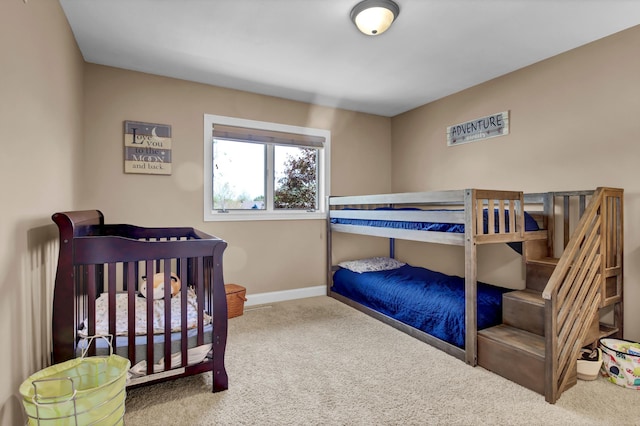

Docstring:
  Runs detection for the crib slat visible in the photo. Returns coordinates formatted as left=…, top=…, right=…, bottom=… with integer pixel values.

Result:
left=196, top=257, right=205, bottom=347
left=145, top=261, right=155, bottom=375
left=126, top=261, right=137, bottom=363
left=77, top=265, right=86, bottom=354
left=180, top=257, right=188, bottom=368
left=108, top=263, right=117, bottom=347
left=86, top=264, right=97, bottom=356
left=163, top=262, right=173, bottom=369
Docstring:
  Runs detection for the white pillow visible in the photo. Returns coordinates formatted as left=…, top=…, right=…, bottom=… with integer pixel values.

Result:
left=338, top=257, right=405, bottom=273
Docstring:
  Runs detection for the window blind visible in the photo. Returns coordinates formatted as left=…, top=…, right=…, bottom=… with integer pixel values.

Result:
left=212, top=124, right=325, bottom=148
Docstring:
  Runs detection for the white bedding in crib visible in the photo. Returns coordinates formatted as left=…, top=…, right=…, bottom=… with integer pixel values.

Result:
left=128, top=343, right=213, bottom=379
left=78, top=288, right=212, bottom=337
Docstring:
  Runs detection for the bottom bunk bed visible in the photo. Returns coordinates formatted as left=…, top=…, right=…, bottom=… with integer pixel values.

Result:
left=332, top=258, right=512, bottom=356
left=51, top=210, right=229, bottom=392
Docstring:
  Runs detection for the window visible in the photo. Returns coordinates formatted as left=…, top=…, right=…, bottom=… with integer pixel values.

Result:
left=204, top=114, right=330, bottom=221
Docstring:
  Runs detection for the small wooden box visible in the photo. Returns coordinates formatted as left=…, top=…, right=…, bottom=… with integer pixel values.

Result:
left=225, top=284, right=247, bottom=318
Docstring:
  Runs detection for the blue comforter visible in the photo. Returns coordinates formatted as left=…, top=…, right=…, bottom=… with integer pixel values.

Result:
left=332, top=264, right=511, bottom=348
left=331, top=208, right=539, bottom=254
left=330, top=208, right=539, bottom=233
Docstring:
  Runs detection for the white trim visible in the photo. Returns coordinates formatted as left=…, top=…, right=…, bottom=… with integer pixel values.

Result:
left=244, top=285, right=326, bottom=307
left=208, top=211, right=326, bottom=222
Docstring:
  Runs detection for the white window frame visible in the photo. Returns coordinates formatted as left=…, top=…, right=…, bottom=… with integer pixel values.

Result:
left=204, top=114, right=330, bottom=221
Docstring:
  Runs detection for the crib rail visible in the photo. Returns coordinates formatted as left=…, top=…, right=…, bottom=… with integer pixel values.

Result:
left=542, top=187, right=623, bottom=403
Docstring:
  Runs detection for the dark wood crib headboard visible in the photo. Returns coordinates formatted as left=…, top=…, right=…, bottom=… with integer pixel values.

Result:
left=51, top=210, right=105, bottom=362
left=50, top=210, right=228, bottom=376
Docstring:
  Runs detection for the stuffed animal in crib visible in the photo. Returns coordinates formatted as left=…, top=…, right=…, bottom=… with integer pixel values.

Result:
left=140, top=272, right=181, bottom=299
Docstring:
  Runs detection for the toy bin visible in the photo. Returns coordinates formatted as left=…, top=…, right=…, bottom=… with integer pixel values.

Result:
left=599, top=338, right=640, bottom=389
left=19, top=337, right=130, bottom=425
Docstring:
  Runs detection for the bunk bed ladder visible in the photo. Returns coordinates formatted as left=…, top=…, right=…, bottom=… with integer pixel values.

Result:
left=478, top=188, right=623, bottom=403
left=543, top=187, right=623, bottom=402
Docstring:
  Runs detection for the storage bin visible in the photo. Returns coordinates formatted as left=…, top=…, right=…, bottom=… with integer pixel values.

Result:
left=19, top=336, right=130, bottom=425
left=599, top=338, right=640, bottom=389
left=225, top=284, right=247, bottom=318
left=577, top=347, right=603, bottom=381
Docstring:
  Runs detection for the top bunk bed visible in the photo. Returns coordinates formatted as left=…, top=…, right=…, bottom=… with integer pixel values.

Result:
left=328, top=188, right=546, bottom=248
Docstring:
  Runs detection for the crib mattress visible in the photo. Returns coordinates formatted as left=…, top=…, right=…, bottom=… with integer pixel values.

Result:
left=76, top=324, right=214, bottom=365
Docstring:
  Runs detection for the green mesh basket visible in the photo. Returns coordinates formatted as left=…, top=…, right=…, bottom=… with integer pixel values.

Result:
left=19, top=336, right=130, bottom=425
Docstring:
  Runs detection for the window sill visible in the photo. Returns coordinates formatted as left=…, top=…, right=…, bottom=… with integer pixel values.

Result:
left=204, top=211, right=326, bottom=222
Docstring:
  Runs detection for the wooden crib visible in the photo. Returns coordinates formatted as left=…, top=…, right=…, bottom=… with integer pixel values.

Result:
left=51, top=210, right=228, bottom=392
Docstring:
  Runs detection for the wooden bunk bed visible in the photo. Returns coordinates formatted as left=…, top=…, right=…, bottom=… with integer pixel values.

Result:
left=51, top=210, right=229, bottom=392
left=327, top=187, right=623, bottom=403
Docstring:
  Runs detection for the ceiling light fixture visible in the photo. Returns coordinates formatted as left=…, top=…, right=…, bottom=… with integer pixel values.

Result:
left=350, top=0, right=400, bottom=36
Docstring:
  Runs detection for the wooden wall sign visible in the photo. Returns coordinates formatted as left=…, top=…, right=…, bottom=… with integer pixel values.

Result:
left=124, top=120, right=172, bottom=175
left=446, top=111, right=509, bottom=147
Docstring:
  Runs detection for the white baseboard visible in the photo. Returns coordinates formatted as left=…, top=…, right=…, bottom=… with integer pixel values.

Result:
left=244, top=285, right=327, bottom=307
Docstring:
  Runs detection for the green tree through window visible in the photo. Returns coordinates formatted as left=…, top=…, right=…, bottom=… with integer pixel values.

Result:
left=275, top=148, right=317, bottom=210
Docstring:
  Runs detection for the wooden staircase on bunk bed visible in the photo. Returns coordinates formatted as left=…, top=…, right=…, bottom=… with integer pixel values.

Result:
left=477, top=187, right=624, bottom=403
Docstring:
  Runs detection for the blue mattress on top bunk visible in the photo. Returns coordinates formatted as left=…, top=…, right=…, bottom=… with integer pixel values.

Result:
left=331, top=264, right=512, bottom=348
left=330, top=208, right=540, bottom=233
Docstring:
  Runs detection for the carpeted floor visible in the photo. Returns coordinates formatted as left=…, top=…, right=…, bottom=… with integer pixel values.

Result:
left=124, top=296, right=640, bottom=425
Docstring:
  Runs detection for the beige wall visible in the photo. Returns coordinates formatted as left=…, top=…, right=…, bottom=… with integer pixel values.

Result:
left=81, top=64, right=391, bottom=296
left=4, top=2, right=638, bottom=424
left=391, top=25, right=640, bottom=341
left=0, top=3, right=391, bottom=424
left=0, top=1, right=85, bottom=424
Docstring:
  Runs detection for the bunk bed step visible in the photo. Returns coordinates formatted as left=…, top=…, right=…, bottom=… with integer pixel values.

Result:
left=502, top=289, right=544, bottom=336
left=478, top=324, right=545, bottom=395
left=525, top=257, right=559, bottom=292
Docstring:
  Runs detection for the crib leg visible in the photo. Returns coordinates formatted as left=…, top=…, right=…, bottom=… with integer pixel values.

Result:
left=211, top=360, right=229, bottom=392
left=211, top=330, right=229, bottom=392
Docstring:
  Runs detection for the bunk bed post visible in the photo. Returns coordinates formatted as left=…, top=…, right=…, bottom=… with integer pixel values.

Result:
left=544, top=192, right=555, bottom=258
left=464, top=189, right=478, bottom=365
left=600, top=188, right=624, bottom=338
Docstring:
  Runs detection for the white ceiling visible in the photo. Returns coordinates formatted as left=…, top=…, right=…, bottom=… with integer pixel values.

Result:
left=59, top=0, right=640, bottom=117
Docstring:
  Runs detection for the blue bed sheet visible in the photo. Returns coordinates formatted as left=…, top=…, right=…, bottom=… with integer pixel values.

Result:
left=330, top=207, right=539, bottom=233
left=331, top=208, right=539, bottom=254
left=331, top=264, right=512, bottom=348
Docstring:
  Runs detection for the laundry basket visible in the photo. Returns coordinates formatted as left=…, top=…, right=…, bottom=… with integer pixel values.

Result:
left=19, top=336, right=130, bottom=425
left=599, top=338, right=640, bottom=389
